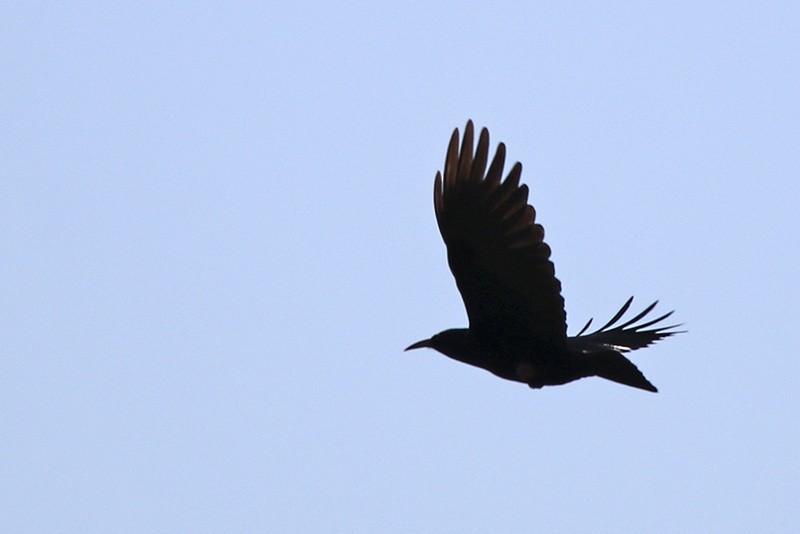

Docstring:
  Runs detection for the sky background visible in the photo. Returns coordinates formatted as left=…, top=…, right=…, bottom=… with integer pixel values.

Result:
left=2, top=2, right=799, bottom=532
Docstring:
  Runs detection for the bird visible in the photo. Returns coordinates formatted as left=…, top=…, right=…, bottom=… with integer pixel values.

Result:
left=406, top=120, right=681, bottom=393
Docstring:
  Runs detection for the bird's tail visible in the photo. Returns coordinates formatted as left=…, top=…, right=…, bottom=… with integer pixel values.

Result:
left=580, top=349, right=658, bottom=393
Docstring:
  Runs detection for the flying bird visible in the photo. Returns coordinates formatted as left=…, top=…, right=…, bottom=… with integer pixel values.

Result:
left=406, top=121, right=681, bottom=393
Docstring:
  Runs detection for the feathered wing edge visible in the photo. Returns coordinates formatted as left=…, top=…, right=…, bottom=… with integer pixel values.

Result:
left=568, top=297, right=684, bottom=352
left=432, top=121, right=568, bottom=342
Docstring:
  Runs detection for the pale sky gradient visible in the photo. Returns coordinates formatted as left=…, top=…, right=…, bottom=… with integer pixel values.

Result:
left=2, top=2, right=799, bottom=532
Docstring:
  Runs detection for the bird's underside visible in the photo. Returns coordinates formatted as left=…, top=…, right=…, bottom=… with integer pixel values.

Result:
left=406, top=121, right=682, bottom=393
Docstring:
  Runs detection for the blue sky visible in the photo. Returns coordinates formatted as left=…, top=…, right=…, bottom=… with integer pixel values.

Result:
left=2, top=2, right=799, bottom=532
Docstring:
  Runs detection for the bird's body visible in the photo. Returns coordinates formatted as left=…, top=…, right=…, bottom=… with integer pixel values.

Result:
left=408, top=328, right=577, bottom=386
left=406, top=121, right=681, bottom=393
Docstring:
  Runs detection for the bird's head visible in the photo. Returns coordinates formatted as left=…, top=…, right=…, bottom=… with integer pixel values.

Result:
left=404, top=329, right=476, bottom=364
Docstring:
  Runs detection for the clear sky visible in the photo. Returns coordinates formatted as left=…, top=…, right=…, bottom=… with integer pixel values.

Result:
left=3, top=2, right=799, bottom=532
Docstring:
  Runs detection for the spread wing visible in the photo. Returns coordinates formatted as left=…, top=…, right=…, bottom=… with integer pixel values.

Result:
left=567, top=297, right=683, bottom=352
left=433, top=121, right=567, bottom=347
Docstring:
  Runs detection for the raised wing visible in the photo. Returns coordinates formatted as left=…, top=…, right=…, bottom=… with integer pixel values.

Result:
left=434, top=121, right=567, bottom=346
left=567, top=297, right=683, bottom=352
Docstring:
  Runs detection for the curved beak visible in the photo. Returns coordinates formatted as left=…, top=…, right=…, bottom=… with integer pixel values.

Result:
left=404, top=338, right=432, bottom=351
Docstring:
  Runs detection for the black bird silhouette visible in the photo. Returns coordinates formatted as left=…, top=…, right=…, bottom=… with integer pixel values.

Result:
left=406, top=121, right=681, bottom=393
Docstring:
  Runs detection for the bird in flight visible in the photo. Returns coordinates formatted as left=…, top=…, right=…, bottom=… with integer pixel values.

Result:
left=406, top=121, right=681, bottom=393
